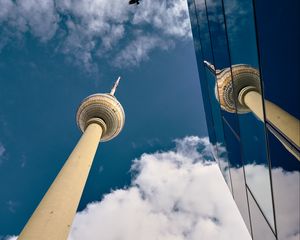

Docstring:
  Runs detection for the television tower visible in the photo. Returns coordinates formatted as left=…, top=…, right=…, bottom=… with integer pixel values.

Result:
left=18, top=77, right=125, bottom=240
left=204, top=61, right=300, bottom=161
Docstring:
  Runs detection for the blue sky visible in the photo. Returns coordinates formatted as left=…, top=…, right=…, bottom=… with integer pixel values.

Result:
left=0, top=0, right=254, bottom=239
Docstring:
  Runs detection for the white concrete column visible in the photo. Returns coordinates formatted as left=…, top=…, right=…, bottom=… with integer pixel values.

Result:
left=243, top=90, right=300, bottom=160
left=18, top=122, right=103, bottom=240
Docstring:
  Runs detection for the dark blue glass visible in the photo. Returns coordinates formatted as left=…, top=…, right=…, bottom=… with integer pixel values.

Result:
left=187, top=0, right=216, bottom=144
left=193, top=0, right=214, bottom=63
left=254, top=1, right=300, bottom=235
left=222, top=0, right=259, bottom=67
left=204, top=0, right=241, bottom=137
left=190, top=0, right=233, bottom=190
left=254, top=0, right=300, bottom=120
left=254, top=0, right=300, bottom=165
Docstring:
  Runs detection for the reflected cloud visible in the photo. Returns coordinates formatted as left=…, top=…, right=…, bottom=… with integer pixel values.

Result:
left=272, top=168, right=300, bottom=240
left=210, top=141, right=299, bottom=239
left=227, top=162, right=299, bottom=240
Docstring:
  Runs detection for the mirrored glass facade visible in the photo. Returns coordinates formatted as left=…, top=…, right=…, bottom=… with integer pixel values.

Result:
left=187, top=0, right=300, bottom=239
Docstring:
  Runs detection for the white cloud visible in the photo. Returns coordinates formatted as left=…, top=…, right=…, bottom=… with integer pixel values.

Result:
left=67, top=137, right=299, bottom=240
left=5, top=137, right=299, bottom=239
left=0, top=143, right=5, bottom=156
left=6, top=200, right=20, bottom=214
left=132, top=0, right=191, bottom=38
left=3, top=137, right=251, bottom=239
left=0, top=0, right=58, bottom=39
left=0, top=0, right=14, bottom=21
left=0, top=0, right=192, bottom=71
left=3, top=236, right=17, bottom=240
left=66, top=136, right=251, bottom=240
left=0, top=142, right=6, bottom=165
left=113, top=34, right=173, bottom=67
left=16, top=0, right=58, bottom=40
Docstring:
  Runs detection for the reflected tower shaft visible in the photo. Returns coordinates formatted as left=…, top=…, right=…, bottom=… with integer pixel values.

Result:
left=206, top=62, right=300, bottom=160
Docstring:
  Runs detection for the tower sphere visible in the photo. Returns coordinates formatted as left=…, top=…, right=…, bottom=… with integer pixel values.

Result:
left=215, top=64, right=261, bottom=113
left=76, top=93, right=125, bottom=142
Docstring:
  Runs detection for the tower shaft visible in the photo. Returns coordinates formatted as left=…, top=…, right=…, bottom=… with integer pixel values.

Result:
left=241, top=90, right=300, bottom=160
left=18, top=122, right=103, bottom=240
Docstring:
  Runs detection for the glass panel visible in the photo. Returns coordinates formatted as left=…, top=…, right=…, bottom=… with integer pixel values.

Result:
left=222, top=0, right=275, bottom=228
left=222, top=0, right=259, bottom=66
left=237, top=88, right=275, bottom=228
left=254, top=0, right=300, bottom=161
left=187, top=0, right=216, bottom=144
left=222, top=118, right=252, bottom=234
left=194, top=0, right=214, bottom=63
left=254, top=1, right=300, bottom=121
left=205, top=69, right=232, bottom=190
left=205, top=0, right=240, bottom=137
left=266, top=127, right=300, bottom=240
left=191, top=0, right=233, bottom=191
left=248, top=188, right=276, bottom=240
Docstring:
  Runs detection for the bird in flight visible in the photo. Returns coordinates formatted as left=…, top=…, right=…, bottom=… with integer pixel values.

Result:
left=129, top=0, right=140, bottom=5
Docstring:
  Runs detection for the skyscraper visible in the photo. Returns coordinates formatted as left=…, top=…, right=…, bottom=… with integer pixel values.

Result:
left=187, top=0, right=300, bottom=239
left=17, top=78, right=125, bottom=240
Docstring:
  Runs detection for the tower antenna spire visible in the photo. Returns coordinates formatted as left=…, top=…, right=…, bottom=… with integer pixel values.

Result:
left=203, top=60, right=216, bottom=73
left=110, top=76, right=121, bottom=96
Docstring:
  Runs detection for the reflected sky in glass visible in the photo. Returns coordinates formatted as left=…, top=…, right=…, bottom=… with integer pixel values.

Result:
left=205, top=0, right=275, bottom=228
left=254, top=0, right=300, bottom=120
left=188, top=0, right=300, bottom=238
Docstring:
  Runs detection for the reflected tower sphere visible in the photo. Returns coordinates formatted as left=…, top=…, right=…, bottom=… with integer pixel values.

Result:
left=210, top=63, right=261, bottom=114
left=205, top=61, right=300, bottom=161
